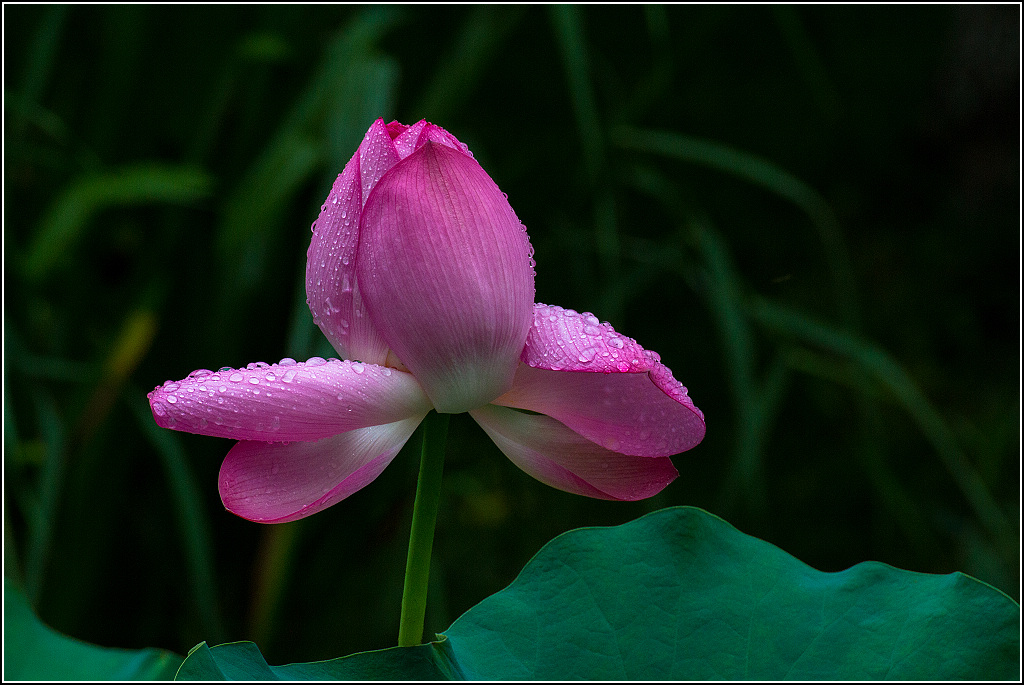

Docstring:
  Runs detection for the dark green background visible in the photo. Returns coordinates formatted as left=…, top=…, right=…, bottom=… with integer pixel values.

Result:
left=4, top=4, right=1019, bottom=666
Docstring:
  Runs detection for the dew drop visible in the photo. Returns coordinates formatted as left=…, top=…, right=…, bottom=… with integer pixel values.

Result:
left=279, top=357, right=296, bottom=366
left=578, top=348, right=597, bottom=363
left=608, top=336, right=625, bottom=349
left=164, top=381, right=180, bottom=392
left=283, top=370, right=298, bottom=383
left=352, top=362, right=365, bottom=374
left=229, top=373, right=243, bottom=382
left=219, top=385, right=227, bottom=393
left=265, top=372, right=276, bottom=382
left=248, top=377, right=260, bottom=385
left=306, top=356, right=326, bottom=366
left=166, top=395, right=178, bottom=404
left=153, top=402, right=167, bottom=417
left=381, top=368, right=392, bottom=376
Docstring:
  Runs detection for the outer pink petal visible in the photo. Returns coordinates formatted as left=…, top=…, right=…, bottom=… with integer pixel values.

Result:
left=470, top=404, right=679, bottom=501
left=306, top=119, right=398, bottom=364
left=147, top=358, right=432, bottom=442
left=357, top=141, right=535, bottom=414
left=219, top=416, right=422, bottom=523
left=492, top=303, right=705, bottom=457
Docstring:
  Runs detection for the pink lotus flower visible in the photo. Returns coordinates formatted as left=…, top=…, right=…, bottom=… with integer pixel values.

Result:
left=148, top=119, right=704, bottom=523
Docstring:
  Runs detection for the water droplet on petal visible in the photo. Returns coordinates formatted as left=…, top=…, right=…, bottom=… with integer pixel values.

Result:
left=153, top=402, right=167, bottom=416
left=608, top=336, right=625, bottom=349
left=265, top=372, right=276, bottom=381
left=248, top=377, right=260, bottom=385
left=166, top=395, right=178, bottom=404
left=306, top=356, right=326, bottom=366
left=352, top=362, right=365, bottom=374
left=282, top=369, right=298, bottom=383
left=279, top=357, right=296, bottom=366
left=229, top=373, right=243, bottom=382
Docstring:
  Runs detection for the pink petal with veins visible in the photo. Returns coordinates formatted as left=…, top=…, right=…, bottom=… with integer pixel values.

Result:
left=219, top=416, right=422, bottom=523
left=470, top=405, right=679, bottom=501
left=492, top=303, right=705, bottom=457
left=358, top=141, right=534, bottom=413
left=306, top=119, right=398, bottom=364
left=147, top=358, right=431, bottom=442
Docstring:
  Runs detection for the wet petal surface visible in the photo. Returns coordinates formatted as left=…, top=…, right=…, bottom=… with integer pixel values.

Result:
left=148, top=358, right=432, bottom=442
left=494, top=304, right=705, bottom=456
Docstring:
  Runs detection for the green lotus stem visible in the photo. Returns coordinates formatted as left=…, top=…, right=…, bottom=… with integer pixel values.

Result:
left=398, top=410, right=450, bottom=647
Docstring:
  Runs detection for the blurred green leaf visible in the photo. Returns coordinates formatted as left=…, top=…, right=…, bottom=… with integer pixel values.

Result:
left=216, top=5, right=402, bottom=298
left=130, top=388, right=225, bottom=643
left=610, top=125, right=858, bottom=327
left=748, top=296, right=1013, bottom=546
left=23, top=164, right=214, bottom=282
left=4, top=579, right=183, bottom=680
left=173, top=507, right=1020, bottom=680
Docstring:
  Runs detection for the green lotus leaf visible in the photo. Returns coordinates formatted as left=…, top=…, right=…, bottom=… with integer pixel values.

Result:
left=3, top=579, right=182, bottom=680
left=174, top=507, right=1020, bottom=680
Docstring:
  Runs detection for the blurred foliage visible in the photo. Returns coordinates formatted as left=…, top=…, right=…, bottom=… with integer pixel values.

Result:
left=3, top=3, right=1019, bottom=666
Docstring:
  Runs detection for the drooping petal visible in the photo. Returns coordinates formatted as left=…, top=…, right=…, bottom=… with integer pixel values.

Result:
left=219, top=416, right=422, bottom=523
left=493, top=303, right=705, bottom=457
left=147, top=358, right=432, bottom=442
left=306, top=119, right=397, bottom=364
left=470, top=404, right=679, bottom=501
left=357, top=141, right=535, bottom=413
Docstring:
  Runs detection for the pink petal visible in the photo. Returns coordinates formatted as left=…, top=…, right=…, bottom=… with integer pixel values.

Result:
left=492, top=303, right=705, bottom=457
left=219, top=416, right=422, bottom=523
left=470, top=404, right=679, bottom=501
left=390, top=120, right=428, bottom=158
left=306, top=119, right=397, bottom=364
left=147, top=358, right=431, bottom=442
left=357, top=141, right=535, bottom=414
